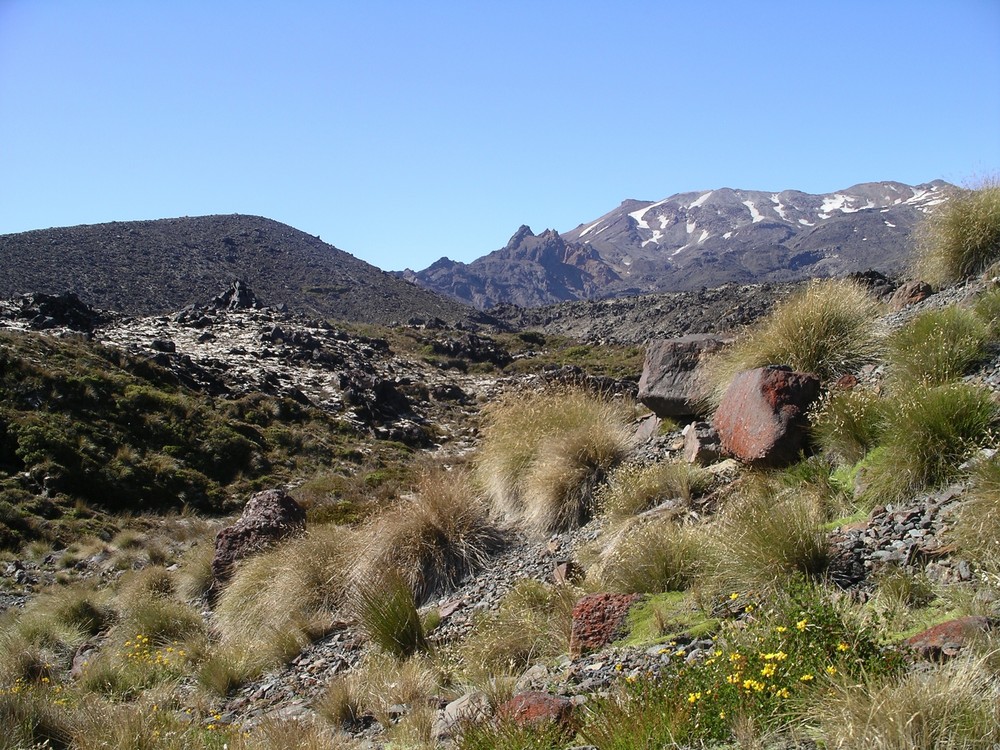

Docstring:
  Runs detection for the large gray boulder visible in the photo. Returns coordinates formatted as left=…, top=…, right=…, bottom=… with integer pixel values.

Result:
left=712, top=366, right=820, bottom=467
left=638, top=334, right=731, bottom=418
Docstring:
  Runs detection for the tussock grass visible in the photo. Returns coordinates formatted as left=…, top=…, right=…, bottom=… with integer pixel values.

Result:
left=705, top=279, right=882, bottom=405
left=350, top=569, right=429, bottom=659
left=592, top=517, right=705, bottom=594
left=708, top=480, right=828, bottom=593
left=460, top=580, right=577, bottom=674
left=860, top=383, right=998, bottom=506
left=476, top=387, right=631, bottom=533
left=599, top=460, right=711, bottom=521
left=811, top=388, right=887, bottom=466
left=953, top=454, right=1000, bottom=577
left=352, top=467, right=506, bottom=605
left=0, top=685, right=73, bottom=750
left=886, top=306, right=989, bottom=386
left=808, top=657, right=1000, bottom=749
left=916, top=179, right=1000, bottom=284
left=209, top=524, right=353, bottom=690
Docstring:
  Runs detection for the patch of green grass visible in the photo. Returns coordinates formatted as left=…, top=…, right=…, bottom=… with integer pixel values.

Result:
left=616, top=592, right=718, bottom=647
left=811, top=388, right=887, bottom=466
left=351, top=570, right=429, bottom=660
left=915, top=179, right=1000, bottom=284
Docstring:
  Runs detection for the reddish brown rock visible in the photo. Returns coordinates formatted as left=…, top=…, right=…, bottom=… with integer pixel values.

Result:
left=638, top=335, right=732, bottom=418
left=712, top=366, right=820, bottom=467
left=889, top=280, right=933, bottom=311
left=569, top=593, right=642, bottom=657
left=905, top=616, right=993, bottom=660
left=208, top=488, right=306, bottom=601
left=497, top=691, right=575, bottom=730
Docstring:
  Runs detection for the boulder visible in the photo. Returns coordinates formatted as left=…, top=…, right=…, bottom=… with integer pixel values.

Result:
left=212, top=279, right=262, bottom=310
left=496, top=691, right=576, bottom=730
left=432, top=691, right=490, bottom=741
left=905, top=616, right=993, bottom=660
left=683, top=421, right=722, bottom=465
left=712, top=366, right=820, bottom=467
left=208, top=488, right=306, bottom=601
left=569, top=593, right=642, bottom=657
left=889, top=280, right=933, bottom=311
left=638, top=335, right=731, bottom=418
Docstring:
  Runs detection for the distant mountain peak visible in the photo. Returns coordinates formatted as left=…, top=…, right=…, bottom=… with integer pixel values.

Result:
left=407, top=180, right=957, bottom=309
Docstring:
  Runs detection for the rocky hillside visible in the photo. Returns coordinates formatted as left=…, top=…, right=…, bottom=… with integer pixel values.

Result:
left=403, top=180, right=954, bottom=307
left=0, top=214, right=493, bottom=327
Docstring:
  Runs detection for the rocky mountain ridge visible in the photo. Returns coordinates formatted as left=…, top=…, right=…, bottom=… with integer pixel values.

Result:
left=403, top=180, right=955, bottom=307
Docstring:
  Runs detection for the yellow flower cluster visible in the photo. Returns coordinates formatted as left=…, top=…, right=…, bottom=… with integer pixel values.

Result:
left=122, top=634, right=187, bottom=667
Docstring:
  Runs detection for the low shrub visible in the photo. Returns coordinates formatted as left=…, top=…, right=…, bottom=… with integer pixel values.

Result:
left=886, top=306, right=989, bottom=386
left=915, top=180, right=1000, bottom=284
left=705, top=279, right=881, bottom=405
left=581, top=584, right=903, bottom=747
left=476, top=387, right=631, bottom=534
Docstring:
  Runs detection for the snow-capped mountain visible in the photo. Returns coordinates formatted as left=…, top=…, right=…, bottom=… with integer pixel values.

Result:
left=403, top=180, right=954, bottom=308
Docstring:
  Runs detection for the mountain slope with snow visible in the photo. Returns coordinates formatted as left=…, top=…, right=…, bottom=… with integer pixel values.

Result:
left=405, top=180, right=954, bottom=308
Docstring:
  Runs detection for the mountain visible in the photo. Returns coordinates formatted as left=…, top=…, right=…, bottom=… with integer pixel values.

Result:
left=403, top=180, right=955, bottom=308
left=0, top=214, right=491, bottom=326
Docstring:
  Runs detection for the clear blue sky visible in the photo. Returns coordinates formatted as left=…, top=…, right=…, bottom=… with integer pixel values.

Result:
left=1, top=1, right=998, bottom=272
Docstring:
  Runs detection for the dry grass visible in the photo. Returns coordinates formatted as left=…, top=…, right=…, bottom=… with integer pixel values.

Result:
left=953, top=454, right=1000, bottom=579
left=915, top=179, right=1000, bottom=284
left=351, top=467, right=507, bottom=605
left=707, top=479, right=828, bottom=593
left=459, top=580, right=578, bottom=674
left=476, top=387, right=631, bottom=534
left=704, top=278, right=882, bottom=406
left=598, top=460, right=711, bottom=521
left=208, top=524, right=354, bottom=691
left=592, top=517, right=706, bottom=594
left=811, top=388, right=887, bottom=466
left=808, top=656, right=1000, bottom=749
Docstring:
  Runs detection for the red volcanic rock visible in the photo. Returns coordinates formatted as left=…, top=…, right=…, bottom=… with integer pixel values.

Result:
left=497, top=691, right=575, bottom=729
left=905, top=616, right=993, bottom=660
left=209, top=488, right=306, bottom=601
left=569, top=593, right=642, bottom=658
left=712, top=366, right=820, bottom=467
left=889, top=280, right=933, bottom=311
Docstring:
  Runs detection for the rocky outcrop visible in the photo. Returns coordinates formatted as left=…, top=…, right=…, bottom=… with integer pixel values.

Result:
left=639, top=335, right=730, bottom=418
left=209, top=489, right=307, bottom=600
left=0, top=291, right=107, bottom=332
left=712, top=366, right=820, bottom=466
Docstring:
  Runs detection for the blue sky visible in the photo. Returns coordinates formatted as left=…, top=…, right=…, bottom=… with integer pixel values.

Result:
left=1, top=1, right=998, bottom=272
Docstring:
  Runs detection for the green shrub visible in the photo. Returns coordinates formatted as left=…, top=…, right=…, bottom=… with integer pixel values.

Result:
left=581, top=584, right=903, bottom=747
left=916, top=180, right=1000, bottom=284
left=886, top=306, right=989, bottom=386
left=476, top=387, right=631, bottom=534
left=861, top=383, right=998, bottom=505
left=705, top=279, right=881, bottom=405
